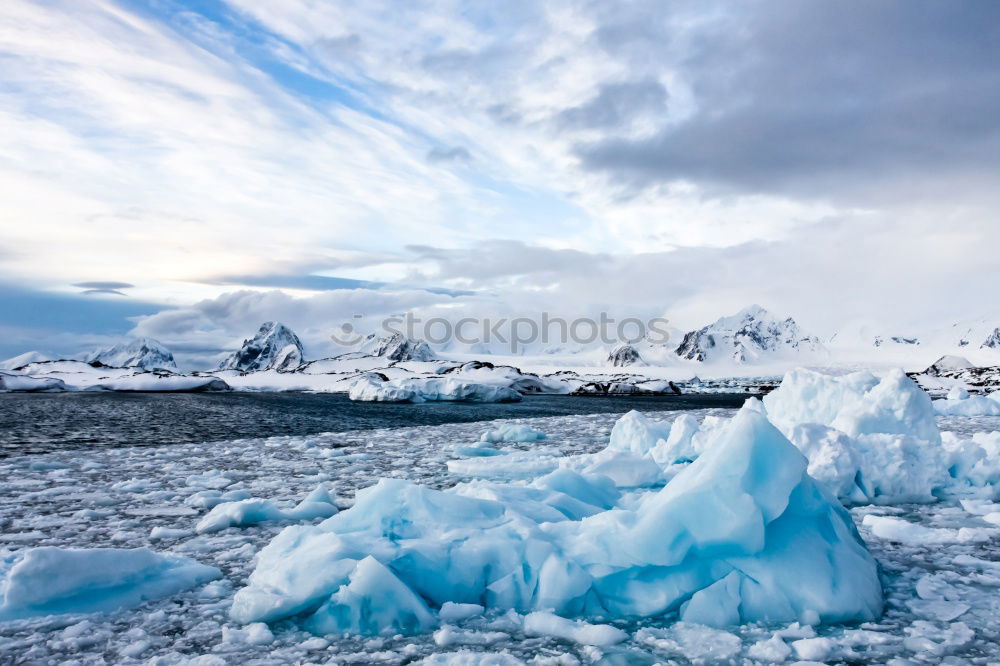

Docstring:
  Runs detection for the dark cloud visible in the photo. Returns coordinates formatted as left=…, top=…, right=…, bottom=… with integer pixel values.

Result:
left=73, top=281, right=135, bottom=290
left=426, top=146, right=472, bottom=164
left=575, top=1, right=1000, bottom=202
left=79, top=288, right=128, bottom=296
left=556, top=79, right=667, bottom=130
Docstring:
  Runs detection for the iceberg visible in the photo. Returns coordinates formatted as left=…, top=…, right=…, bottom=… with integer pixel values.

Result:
left=231, top=402, right=883, bottom=635
left=0, top=547, right=220, bottom=620
left=762, top=368, right=951, bottom=503
left=933, top=386, right=1000, bottom=416
left=0, top=371, right=67, bottom=392
left=93, top=373, right=230, bottom=392
left=349, top=374, right=522, bottom=403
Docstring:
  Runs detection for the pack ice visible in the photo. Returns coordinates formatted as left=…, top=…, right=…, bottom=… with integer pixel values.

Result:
left=231, top=402, right=883, bottom=635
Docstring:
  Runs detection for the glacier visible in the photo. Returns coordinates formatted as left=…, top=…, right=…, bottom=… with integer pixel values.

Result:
left=348, top=373, right=523, bottom=403
left=231, top=401, right=883, bottom=634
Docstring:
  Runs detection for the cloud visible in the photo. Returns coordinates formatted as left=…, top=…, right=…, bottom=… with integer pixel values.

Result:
left=79, top=288, right=128, bottom=296
left=426, top=146, right=472, bottom=163
left=575, top=2, right=1000, bottom=204
left=73, top=281, right=136, bottom=290
left=72, top=280, right=135, bottom=296
left=556, top=79, right=667, bottom=130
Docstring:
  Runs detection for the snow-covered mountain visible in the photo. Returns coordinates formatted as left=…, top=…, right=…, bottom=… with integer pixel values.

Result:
left=675, top=305, right=825, bottom=364
left=982, top=328, right=1000, bottom=350
left=361, top=333, right=436, bottom=362
left=88, top=338, right=177, bottom=371
left=827, top=315, right=1000, bottom=367
left=0, top=350, right=52, bottom=370
left=218, top=322, right=304, bottom=372
left=607, top=344, right=643, bottom=367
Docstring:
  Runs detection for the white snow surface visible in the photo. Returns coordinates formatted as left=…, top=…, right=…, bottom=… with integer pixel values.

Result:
left=1, top=361, right=230, bottom=393
left=1, top=395, right=1000, bottom=663
left=0, top=351, right=51, bottom=370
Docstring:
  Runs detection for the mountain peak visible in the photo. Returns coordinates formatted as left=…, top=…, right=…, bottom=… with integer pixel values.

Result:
left=607, top=344, right=643, bottom=367
left=363, top=333, right=436, bottom=362
left=676, top=306, right=824, bottom=364
left=87, top=337, right=176, bottom=371
left=218, top=322, right=304, bottom=372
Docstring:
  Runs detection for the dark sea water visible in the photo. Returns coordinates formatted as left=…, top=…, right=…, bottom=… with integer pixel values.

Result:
left=0, top=392, right=750, bottom=456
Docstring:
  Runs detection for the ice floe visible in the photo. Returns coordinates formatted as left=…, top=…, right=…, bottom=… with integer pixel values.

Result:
left=195, top=485, right=338, bottom=533
left=0, top=547, right=220, bottom=620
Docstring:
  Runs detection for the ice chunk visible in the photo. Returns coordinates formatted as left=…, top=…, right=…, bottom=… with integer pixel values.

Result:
left=933, top=388, right=1000, bottom=416
left=764, top=367, right=939, bottom=444
left=195, top=484, right=337, bottom=533
left=633, top=622, right=742, bottom=663
left=233, top=404, right=883, bottom=635
left=480, top=423, right=547, bottom=443
left=522, top=611, right=627, bottom=646
left=438, top=601, right=485, bottom=623
left=748, top=634, right=792, bottom=661
left=448, top=450, right=561, bottom=479
left=221, top=622, right=274, bottom=646
left=304, top=556, right=436, bottom=636
left=606, top=410, right=671, bottom=458
left=0, top=547, right=220, bottom=620
left=862, top=515, right=999, bottom=544
left=763, top=368, right=953, bottom=503
left=792, top=636, right=835, bottom=661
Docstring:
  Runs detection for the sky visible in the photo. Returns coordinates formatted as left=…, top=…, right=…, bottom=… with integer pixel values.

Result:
left=1, top=0, right=999, bottom=366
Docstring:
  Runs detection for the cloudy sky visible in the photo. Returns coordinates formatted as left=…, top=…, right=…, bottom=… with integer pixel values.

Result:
left=1, top=0, right=998, bottom=365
